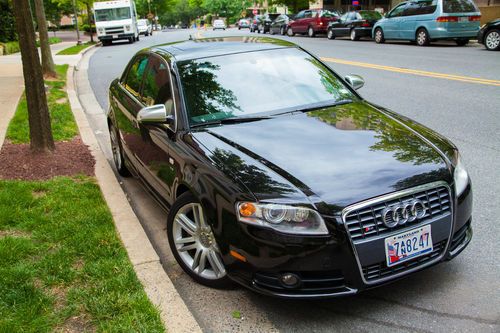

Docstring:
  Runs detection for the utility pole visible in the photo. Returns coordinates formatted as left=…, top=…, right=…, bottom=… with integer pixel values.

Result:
left=72, top=0, right=82, bottom=45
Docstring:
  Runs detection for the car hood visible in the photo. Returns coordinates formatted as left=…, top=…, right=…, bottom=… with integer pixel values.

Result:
left=192, top=101, right=451, bottom=215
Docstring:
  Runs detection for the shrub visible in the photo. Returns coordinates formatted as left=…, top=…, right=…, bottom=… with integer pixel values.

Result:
left=0, top=0, right=17, bottom=43
left=81, top=24, right=96, bottom=33
left=2, top=41, right=20, bottom=54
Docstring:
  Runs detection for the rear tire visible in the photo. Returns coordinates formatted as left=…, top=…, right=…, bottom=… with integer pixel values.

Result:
left=350, top=29, right=360, bottom=41
left=327, top=29, right=335, bottom=40
left=484, top=29, right=500, bottom=51
left=374, top=28, right=385, bottom=43
left=455, top=38, right=469, bottom=46
left=308, top=26, right=315, bottom=37
left=167, top=192, right=232, bottom=289
left=109, top=122, right=130, bottom=177
left=416, top=28, right=430, bottom=46
left=280, top=26, right=285, bottom=35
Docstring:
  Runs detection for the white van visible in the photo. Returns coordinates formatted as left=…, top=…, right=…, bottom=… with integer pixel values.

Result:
left=94, top=0, right=139, bottom=45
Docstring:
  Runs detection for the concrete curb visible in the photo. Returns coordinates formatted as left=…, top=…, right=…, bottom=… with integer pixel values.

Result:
left=67, top=49, right=202, bottom=333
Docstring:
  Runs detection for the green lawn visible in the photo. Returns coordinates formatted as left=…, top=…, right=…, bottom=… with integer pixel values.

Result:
left=0, top=177, right=165, bottom=332
left=6, top=64, right=78, bottom=143
left=56, top=42, right=95, bottom=55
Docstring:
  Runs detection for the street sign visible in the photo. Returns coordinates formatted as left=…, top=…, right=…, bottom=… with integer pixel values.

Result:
left=253, top=9, right=258, bottom=15
left=352, top=0, right=359, bottom=5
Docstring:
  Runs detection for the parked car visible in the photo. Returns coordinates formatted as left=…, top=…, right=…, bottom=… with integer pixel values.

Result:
left=477, top=18, right=500, bottom=51
left=107, top=36, right=472, bottom=298
left=373, top=0, right=481, bottom=46
left=327, top=10, right=382, bottom=40
left=213, top=19, right=226, bottom=30
left=287, top=9, right=339, bottom=37
left=257, top=13, right=281, bottom=34
left=237, top=18, right=251, bottom=30
left=137, top=19, right=152, bottom=36
left=269, top=14, right=294, bottom=35
left=250, top=15, right=261, bottom=32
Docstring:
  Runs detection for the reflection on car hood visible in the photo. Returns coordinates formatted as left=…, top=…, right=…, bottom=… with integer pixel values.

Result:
left=192, top=101, right=451, bottom=214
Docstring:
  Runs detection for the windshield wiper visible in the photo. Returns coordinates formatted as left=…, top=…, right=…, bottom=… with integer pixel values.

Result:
left=274, top=99, right=353, bottom=116
left=190, top=115, right=271, bottom=128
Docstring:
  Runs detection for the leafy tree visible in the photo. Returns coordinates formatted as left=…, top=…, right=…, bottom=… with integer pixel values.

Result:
left=0, top=0, right=17, bottom=42
left=270, top=0, right=310, bottom=13
left=12, top=0, right=55, bottom=152
left=202, top=0, right=251, bottom=21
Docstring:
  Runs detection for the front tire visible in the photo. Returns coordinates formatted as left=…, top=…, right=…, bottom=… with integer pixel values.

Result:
left=327, top=29, right=335, bottom=40
left=484, top=29, right=500, bottom=51
left=287, top=27, right=295, bottom=36
left=308, top=26, right=315, bottom=37
left=167, top=192, right=231, bottom=288
left=109, top=122, right=130, bottom=177
left=416, top=28, right=430, bottom=46
left=280, top=26, right=285, bottom=35
left=374, top=28, right=385, bottom=43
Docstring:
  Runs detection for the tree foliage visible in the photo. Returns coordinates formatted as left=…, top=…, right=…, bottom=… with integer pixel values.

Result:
left=269, top=0, right=310, bottom=13
left=0, top=0, right=17, bottom=42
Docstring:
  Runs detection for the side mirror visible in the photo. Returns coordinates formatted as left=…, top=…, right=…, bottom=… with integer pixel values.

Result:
left=137, top=104, right=174, bottom=128
left=344, top=74, right=365, bottom=90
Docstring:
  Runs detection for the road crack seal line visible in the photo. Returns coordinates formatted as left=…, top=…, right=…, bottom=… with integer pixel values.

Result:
left=361, top=295, right=500, bottom=326
left=321, top=57, right=500, bottom=87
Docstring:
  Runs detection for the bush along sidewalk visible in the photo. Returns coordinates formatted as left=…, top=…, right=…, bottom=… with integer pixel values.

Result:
left=0, top=37, right=61, bottom=56
left=0, top=65, right=165, bottom=332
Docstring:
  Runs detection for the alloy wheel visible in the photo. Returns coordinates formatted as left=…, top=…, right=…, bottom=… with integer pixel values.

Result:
left=280, top=26, right=284, bottom=35
left=287, top=27, right=294, bottom=36
left=417, top=29, right=429, bottom=46
left=327, top=29, right=334, bottom=40
left=109, top=127, right=122, bottom=171
left=308, top=27, right=315, bottom=37
left=172, top=203, right=226, bottom=280
left=350, top=29, right=357, bottom=41
left=375, top=29, right=384, bottom=43
left=485, top=30, right=500, bottom=50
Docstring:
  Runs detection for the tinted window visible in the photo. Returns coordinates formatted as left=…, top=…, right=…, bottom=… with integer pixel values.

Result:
left=405, top=1, right=437, bottom=15
left=141, top=56, right=172, bottom=107
left=305, top=11, right=313, bottom=18
left=388, top=4, right=407, bottom=17
left=124, top=56, right=148, bottom=97
left=177, top=48, right=355, bottom=125
left=359, top=11, right=383, bottom=19
left=295, top=11, right=305, bottom=19
left=443, top=0, right=477, bottom=12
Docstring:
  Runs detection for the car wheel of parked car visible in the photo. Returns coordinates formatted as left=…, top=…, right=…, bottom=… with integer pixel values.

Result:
left=416, top=28, right=430, bottom=46
left=109, top=123, right=130, bottom=177
left=167, top=192, right=231, bottom=288
left=102, top=40, right=111, bottom=46
left=374, top=28, right=385, bottom=44
left=287, top=27, right=295, bottom=36
left=308, top=26, right=315, bottom=37
left=280, top=26, right=285, bottom=35
left=350, top=29, right=360, bottom=41
left=128, top=37, right=134, bottom=43
left=455, top=38, right=469, bottom=46
left=270, top=28, right=274, bottom=35
left=327, top=29, right=335, bottom=40
left=484, top=29, right=500, bottom=51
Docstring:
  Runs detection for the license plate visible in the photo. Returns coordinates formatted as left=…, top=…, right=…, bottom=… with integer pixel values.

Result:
left=112, top=34, right=119, bottom=39
left=384, top=225, right=433, bottom=267
left=459, top=17, right=468, bottom=22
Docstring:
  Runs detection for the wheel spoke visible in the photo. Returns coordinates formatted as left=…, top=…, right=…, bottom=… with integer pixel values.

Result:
left=207, top=250, right=225, bottom=278
left=192, top=248, right=202, bottom=271
left=175, top=236, right=195, bottom=245
left=193, top=204, right=207, bottom=228
left=178, top=243, right=197, bottom=252
left=198, top=250, right=207, bottom=274
left=176, top=213, right=197, bottom=235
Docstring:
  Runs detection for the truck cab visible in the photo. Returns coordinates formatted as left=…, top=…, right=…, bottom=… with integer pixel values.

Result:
left=94, top=0, right=139, bottom=46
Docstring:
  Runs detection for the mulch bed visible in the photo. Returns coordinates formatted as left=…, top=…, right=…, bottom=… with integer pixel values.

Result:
left=0, top=137, right=95, bottom=180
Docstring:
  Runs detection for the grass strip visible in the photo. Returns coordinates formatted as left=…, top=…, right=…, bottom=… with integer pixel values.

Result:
left=56, top=42, right=95, bottom=55
left=6, top=64, right=78, bottom=144
left=0, top=177, right=165, bottom=332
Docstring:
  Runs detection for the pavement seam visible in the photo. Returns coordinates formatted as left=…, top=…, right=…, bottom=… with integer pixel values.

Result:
left=67, top=52, right=202, bottom=333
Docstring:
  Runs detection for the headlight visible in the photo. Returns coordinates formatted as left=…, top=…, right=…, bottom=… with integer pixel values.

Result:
left=125, top=25, right=131, bottom=31
left=454, top=153, right=469, bottom=196
left=236, top=202, right=328, bottom=235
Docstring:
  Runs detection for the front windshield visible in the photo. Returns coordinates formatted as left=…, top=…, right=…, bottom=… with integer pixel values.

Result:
left=176, top=48, right=355, bottom=126
left=138, top=20, right=148, bottom=26
left=95, top=8, right=131, bottom=22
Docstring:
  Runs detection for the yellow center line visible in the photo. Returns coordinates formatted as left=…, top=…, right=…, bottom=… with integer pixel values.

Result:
left=321, top=57, right=500, bottom=87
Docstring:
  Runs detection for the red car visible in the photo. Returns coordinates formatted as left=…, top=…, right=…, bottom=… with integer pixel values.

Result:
left=287, top=9, right=339, bottom=37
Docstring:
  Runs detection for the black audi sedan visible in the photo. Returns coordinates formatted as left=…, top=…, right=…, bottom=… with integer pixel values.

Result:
left=327, top=10, right=383, bottom=40
left=477, top=18, right=500, bottom=51
left=107, top=37, right=472, bottom=298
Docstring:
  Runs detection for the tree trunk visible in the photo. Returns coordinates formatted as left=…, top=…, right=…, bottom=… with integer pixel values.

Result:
left=86, top=2, right=94, bottom=43
left=12, top=0, right=55, bottom=153
left=33, top=0, right=56, bottom=78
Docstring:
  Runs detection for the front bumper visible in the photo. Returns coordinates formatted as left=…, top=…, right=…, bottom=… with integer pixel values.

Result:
left=221, top=181, right=473, bottom=299
left=98, top=33, right=134, bottom=41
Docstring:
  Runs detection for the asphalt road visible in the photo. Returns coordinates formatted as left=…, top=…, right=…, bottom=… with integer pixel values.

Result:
left=87, top=28, right=500, bottom=332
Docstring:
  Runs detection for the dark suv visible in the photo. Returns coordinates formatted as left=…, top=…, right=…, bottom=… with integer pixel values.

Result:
left=287, top=9, right=339, bottom=37
left=256, top=13, right=280, bottom=34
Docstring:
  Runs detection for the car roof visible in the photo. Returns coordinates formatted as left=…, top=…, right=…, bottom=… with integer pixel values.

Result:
left=151, top=36, right=297, bottom=62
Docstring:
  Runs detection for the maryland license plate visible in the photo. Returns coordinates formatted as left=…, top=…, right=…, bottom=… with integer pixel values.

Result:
left=385, top=225, right=433, bottom=267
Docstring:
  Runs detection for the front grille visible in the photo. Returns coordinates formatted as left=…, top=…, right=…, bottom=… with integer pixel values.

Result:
left=362, top=239, right=447, bottom=281
left=253, top=271, right=347, bottom=295
left=345, top=186, right=451, bottom=242
left=105, top=27, right=125, bottom=34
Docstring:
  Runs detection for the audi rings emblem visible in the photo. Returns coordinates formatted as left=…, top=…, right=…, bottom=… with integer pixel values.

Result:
left=381, top=200, right=427, bottom=228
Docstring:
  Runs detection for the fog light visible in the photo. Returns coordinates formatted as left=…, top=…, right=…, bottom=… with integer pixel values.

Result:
left=280, top=273, right=301, bottom=288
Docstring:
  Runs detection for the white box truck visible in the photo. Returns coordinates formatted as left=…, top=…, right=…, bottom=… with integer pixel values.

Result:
left=93, top=0, right=139, bottom=45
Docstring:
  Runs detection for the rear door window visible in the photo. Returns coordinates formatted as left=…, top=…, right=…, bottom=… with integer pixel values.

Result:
left=443, top=0, right=477, bottom=13
left=124, top=55, right=148, bottom=98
